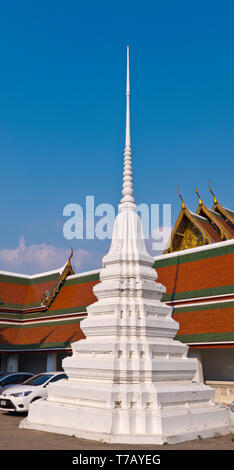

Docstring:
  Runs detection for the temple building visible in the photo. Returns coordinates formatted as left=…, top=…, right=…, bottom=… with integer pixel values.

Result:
left=165, top=184, right=234, bottom=253
left=0, top=183, right=233, bottom=407
left=0, top=238, right=233, bottom=403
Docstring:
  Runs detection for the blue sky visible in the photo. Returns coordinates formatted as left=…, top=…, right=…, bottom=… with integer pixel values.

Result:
left=0, top=0, right=233, bottom=273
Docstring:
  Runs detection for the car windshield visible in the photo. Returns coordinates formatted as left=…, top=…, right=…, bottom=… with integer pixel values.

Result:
left=23, top=373, right=54, bottom=386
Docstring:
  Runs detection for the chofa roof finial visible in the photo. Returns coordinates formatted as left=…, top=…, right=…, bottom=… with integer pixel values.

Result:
left=195, top=183, right=203, bottom=206
left=67, top=246, right=74, bottom=268
left=208, top=182, right=218, bottom=205
left=178, top=185, right=186, bottom=209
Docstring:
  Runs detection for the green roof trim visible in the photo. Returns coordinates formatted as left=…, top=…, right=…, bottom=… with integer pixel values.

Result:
left=0, top=305, right=87, bottom=321
left=154, top=243, right=234, bottom=269
left=65, top=273, right=100, bottom=286
left=0, top=271, right=99, bottom=287
left=163, top=284, right=234, bottom=302
left=0, top=340, right=76, bottom=351
left=0, top=272, right=60, bottom=286
left=0, top=301, right=42, bottom=310
left=174, top=301, right=234, bottom=314
left=177, top=331, right=234, bottom=343
left=0, top=318, right=82, bottom=330
left=0, top=274, right=31, bottom=285
left=30, top=273, right=60, bottom=285
left=0, top=305, right=87, bottom=319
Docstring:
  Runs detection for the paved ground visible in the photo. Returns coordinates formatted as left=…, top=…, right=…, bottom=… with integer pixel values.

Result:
left=0, top=410, right=234, bottom=450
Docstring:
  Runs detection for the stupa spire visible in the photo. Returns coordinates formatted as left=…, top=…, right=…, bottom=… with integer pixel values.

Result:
left=121, top=46, right=135, bottom=207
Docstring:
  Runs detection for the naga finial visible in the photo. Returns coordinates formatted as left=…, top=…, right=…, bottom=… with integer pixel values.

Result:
left=195, top=184, right=203, bottom=206
left=208, top=182, right=218, bottom=205
left=178, top=185, right=186, bottom=209
left=67, top=246, right=74, bottom=268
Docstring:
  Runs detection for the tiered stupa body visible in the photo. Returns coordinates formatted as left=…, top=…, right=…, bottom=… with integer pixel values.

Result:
left=21, top=47, right=229, bottom=444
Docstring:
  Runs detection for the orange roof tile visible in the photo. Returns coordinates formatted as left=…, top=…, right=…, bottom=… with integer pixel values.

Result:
left=48, top=280, right=99, bottom=312
left=0, top=322, right=85, bottom=348
left=174, top=305, right=234, bottom=336
left=156, top=253, right=234, bottom=296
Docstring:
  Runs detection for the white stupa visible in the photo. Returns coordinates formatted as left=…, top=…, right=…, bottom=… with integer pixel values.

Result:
left=21, top=47, right=229, bottom=444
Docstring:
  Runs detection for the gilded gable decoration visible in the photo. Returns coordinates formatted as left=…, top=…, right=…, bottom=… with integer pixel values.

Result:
left=165, top=185, right=234, bottom=253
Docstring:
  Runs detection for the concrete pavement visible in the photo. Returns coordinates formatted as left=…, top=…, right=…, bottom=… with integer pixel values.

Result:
left=0, top=410, right=234, bottom=450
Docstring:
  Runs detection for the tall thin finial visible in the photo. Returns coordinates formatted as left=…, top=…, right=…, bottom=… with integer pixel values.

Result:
left=125, top=45, right=130, bottom=148
left=195, top=184, right=203, bottom=206
left=178, top=185, right=186, bottom=209
left=120, top=46, right=135, bottom=207
left=208, top=182, right=218, bottom=205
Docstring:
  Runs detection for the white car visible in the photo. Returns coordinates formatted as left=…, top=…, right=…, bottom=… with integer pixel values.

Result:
left=0, top=372, right=34, bottom=394
left=0, top=371, right=67, bottom=413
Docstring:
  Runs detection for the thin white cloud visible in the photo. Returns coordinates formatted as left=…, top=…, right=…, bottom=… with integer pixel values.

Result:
left=0, top=237, right=91, bottom=275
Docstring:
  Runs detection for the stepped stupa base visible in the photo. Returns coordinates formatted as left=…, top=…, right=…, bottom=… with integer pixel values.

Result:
left=20, top=381, right=229, bottom=445
left=21, top=403, right=229, bottom=446
left=21, top=421, right=229, bottom=446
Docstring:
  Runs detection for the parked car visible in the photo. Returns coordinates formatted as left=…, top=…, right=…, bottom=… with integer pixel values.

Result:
left=0, top=371, right=67, bottom=413
left=0, top=372, right=34, bottom=394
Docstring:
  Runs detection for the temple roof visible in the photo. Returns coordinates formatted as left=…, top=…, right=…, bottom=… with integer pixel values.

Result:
left=156, top=240, right=234, bottom=346
left=0, top=240, right=233, bottom=351
left=173, top=301, right=234, bottom=345
left=165, top=185, right=234, bottom=253
left=209, top=183, right=234, bottom=227
left=0, top=249, right=75, bottom=313
left=0, top=321, right=85, bottom=351
left=155, top=240, right=234, bottom=303
left=0, top=269, right=99, bottom=351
